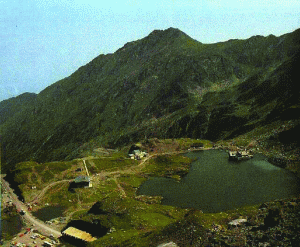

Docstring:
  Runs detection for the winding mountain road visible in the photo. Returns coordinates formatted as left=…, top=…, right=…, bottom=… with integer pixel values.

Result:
left=1, top=177, right=62, bottom=238
left=1, top=147, right=210, bottom=238
left=30, top=179, right=73, bottom=204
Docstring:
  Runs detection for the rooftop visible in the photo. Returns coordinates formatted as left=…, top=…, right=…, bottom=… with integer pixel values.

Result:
left=74, top=176, right=90, bottom=183
left=62, top=227, right=97, bottom=242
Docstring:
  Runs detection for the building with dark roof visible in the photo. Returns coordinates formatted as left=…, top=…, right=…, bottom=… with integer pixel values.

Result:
left=74, top=176, right=90, bottom=187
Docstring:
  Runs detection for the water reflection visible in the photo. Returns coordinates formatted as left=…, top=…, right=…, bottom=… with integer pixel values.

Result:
left=138, top=150, right=300, bottom=213
left=32, top=205, right=66, bottom=221
left=1, top=214, right=23, bottom=238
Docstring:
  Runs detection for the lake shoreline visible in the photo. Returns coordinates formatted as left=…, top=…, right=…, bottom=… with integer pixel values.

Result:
left=138, top=149, right=300, bottom=213
left=186, top=145, right=300, bottom=178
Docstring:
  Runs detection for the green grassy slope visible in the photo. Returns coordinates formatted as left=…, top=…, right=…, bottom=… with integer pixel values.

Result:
left=0, top=27, right=299, bottom=172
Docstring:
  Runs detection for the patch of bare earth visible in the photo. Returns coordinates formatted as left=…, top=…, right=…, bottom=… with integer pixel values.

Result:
left=112, top=175, right=127, bottom=198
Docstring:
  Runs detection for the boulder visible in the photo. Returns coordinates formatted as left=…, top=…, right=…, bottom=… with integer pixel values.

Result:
left=157, top=242, right=178, bottom=247
left=228, top=218, right=247, bottom=228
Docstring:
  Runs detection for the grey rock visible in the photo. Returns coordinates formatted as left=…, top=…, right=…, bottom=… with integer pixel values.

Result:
left=157, top=241, right=179, bottom=247
left=228, top=218, right=247, bottom=228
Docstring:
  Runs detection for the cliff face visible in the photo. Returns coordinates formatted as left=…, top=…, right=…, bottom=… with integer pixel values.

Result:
left=1, top=27, right=299, bottom=170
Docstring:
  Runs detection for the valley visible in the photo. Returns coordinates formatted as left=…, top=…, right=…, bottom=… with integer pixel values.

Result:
left=1, top=27, right=300, bottom=246
left=2, top=138, right=300, bottom=246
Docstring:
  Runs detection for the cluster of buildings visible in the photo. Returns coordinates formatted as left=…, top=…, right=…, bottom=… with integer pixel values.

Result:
left=128, top=149, right=147, bottom=160
left=128, top=144, right=147, bottom=160
left=228, top=150, right=254, bottom=161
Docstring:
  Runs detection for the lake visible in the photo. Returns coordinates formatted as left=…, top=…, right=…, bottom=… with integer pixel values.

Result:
left=32, top=205, right=66, bottom=221
left=1, top=214, right=23, bottom=238
left=137, top=150, right=300, bottom=213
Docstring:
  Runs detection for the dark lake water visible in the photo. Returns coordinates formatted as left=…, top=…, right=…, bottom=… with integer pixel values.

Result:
left=32, top=205, right=66, bottom=221
left=137, top=150, right=300, bottom=213
left=1, top=214, right=23, bottom=237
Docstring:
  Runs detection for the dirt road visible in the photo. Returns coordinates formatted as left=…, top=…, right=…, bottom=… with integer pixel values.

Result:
left=23, top=148, right=210, bottom=204
left=30, top=179, right=73, bottom=204
left=89, top=148, right=210, bottom=198
left=1, top=177, right=62, bottom=238
left=1, top=147, right=210, bottom=246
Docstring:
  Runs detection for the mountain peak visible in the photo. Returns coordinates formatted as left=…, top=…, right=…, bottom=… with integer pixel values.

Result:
left=148, top=27, right=188, bottom=39
left=116, top=27, right=187, bottom=53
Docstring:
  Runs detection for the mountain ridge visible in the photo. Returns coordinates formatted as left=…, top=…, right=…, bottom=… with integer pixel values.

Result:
left=1, top=27, right=299, bottom=171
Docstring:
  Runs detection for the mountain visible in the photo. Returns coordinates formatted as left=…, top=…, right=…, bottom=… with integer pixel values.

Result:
left=0, top=92, right=37, bottom=126
left=1, top=27, right=299, bottom=172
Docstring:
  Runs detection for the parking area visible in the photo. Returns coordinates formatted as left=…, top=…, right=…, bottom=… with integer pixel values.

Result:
left=4, top=228, right=59, bottom=247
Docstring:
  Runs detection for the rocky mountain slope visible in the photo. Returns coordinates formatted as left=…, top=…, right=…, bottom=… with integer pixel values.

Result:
left=1, top=27, right=299, bottom=172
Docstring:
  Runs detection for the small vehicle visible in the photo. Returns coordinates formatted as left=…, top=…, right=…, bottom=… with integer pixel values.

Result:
left=43, top=241, right=53, bottom=246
